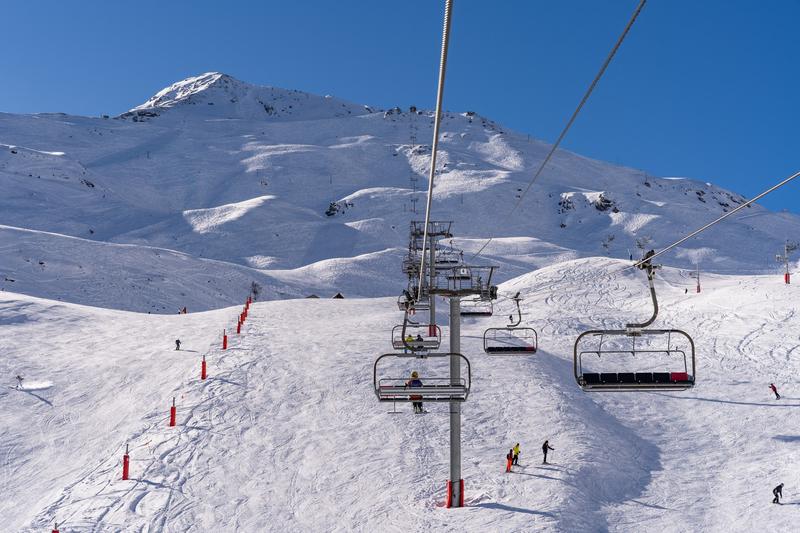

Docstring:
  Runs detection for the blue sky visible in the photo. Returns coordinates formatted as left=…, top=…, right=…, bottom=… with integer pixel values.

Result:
left=1, top=0, right=798, bottom=211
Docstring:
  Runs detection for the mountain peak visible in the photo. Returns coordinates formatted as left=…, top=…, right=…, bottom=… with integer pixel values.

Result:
left=122, top=72, right=368, bottom=122
left=134, top=72, right=236, bottom=110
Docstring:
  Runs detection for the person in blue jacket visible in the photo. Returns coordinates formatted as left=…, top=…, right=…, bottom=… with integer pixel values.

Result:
left=406, top=371, right=424, bottom=414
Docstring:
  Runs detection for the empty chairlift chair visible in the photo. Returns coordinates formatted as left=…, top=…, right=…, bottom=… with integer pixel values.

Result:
left=573, top=251, right=696, bottom=391
left=460, top=297, right=493, bottom=317
left=483, top=292, right=538, bottom=354
left=373, top=352, right=471, bottom=402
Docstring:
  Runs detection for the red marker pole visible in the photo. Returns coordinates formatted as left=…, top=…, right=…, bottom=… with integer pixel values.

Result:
left=201, top=355, right=207, bottom=380
left=122, top=444, right=130, bottom=480
left=237, top=320, right=241, bottom=334
left=223, top=329, right=228, bottom=349
left=52, top=521, right=59, bottom=533
left=169, top=397, right=176, bottom=427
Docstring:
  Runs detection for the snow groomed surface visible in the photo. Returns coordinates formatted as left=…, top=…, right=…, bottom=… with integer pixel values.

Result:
left=4, top=257, right=800, bottom=531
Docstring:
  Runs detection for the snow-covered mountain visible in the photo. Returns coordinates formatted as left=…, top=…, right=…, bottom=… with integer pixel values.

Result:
left=5, top=260, right=800, bottom=531
left=1, top=72, right=798, bottom=312
left=4, top=73, right=800, bottom=532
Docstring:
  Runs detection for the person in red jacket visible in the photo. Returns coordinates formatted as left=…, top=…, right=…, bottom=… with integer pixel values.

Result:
left=769, top=383, right=781, bottom=400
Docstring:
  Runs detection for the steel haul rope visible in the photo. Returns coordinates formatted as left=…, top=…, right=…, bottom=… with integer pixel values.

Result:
left=471, top=0, right=647, bottom=260
left=631, top=169, right=800, bottom=269
left=417, top=0, right=454, bottom=297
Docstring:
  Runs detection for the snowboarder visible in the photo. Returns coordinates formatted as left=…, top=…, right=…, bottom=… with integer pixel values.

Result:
left=542, top=440, right=554, bottom=464
left=512, top=443, right=521, bottom=465
left=770, top=383, right=781, bottom=400
left=406, top=371, right=423, bottom=414
left=773, top=483, right=783, bottom=504
left=506, top=449, right=514, bottom=472
left=175, top=339, right=181, bottom=350
left=15, top=375, right=23, bottom=389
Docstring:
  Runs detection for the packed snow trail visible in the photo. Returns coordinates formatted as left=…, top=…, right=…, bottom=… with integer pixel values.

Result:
left=4, top=257, right=800, bottom=531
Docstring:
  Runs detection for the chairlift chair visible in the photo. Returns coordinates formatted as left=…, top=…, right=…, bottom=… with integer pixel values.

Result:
left=460, top=297, right=493, bottom=317
left=373, top=352, right=471, bottom=402
left=483, top=292, right=538, bottom=354
left=392, top=323, right=442, bottom=351
left=575, top=328, right=695, bottom=391
left=572, top=250, right=696, bottom=391
left=397, top=290, right=430, bottom=312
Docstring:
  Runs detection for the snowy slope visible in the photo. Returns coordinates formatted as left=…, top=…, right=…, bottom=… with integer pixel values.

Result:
left=4, top=258, right=800, bottom=531
left=2, top=73, right=800, bottom=311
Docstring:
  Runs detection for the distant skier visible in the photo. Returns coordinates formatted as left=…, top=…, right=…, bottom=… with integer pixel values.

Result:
left=15, top=375, right=24, bottom=389
left=506, top=449, right=514, bottom=472
left=513, top=443, right=521, bottom=465
left=773, top=483, right=783, bottom=504
left=542, top=440, right=554, bottom=464
left=770, top=383, right=781, bottom=400
left=406, top=371, right=423, bottom=414
left=684, top=288, right=688, bottom=295
left=181, top=306, right=187, bottom=314
left=175, top=339, right=181, bottom=351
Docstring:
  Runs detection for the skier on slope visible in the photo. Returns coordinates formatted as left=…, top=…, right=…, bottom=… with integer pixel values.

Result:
left=15, top=375, right=24, bottom=389
left=512, top=443, right=521, bottom=465
left=769, top=383, right=781, bottom=400
left=175, top=339, right=181, bottom=350
left=506, top=448, right=514, bottom=472
left=406, top=371, right=424, bottom=414
left=773, top=483, right=784, bottom=504
left=542, top=440, right=554, bottom=464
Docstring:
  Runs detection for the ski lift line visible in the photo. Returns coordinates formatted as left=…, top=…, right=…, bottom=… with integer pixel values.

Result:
left=469, top=0, right=647, bottom=261
left=417, top=0, right=454, bottom=296
left=629, top=169, right=800, bottom=270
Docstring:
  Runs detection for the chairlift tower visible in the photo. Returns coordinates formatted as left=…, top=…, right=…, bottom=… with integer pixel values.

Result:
left=689, top=264, right=701, bottom=293
left=421, top=263, right=497, bottom=507
left=409, top=112, right=419, bottom=214
left=775, top=240, right=797, bottom=284
left=391, top=221, right=496, bottom=507
left=407, top=221, right=454, bottom=331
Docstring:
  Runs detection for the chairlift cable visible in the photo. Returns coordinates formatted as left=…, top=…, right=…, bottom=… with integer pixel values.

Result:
left=629, top=169, right=800, bottom=270
left=470, top=0, right=647, bottom=261
left=417, top=0, right=454, bottom=296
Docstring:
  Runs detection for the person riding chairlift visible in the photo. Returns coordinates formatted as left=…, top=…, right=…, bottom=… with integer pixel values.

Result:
left=406, top=371, right=424, bottom=414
